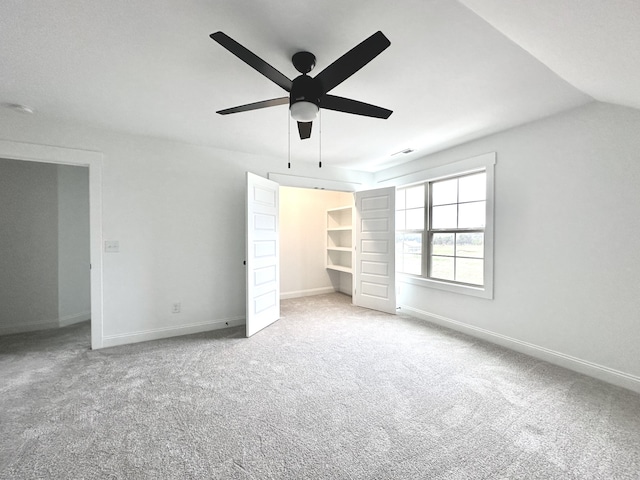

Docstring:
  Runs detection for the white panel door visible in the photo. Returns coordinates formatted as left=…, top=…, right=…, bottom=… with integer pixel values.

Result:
left=354, top=186, right=396, bottom=314
left=246, top=172, right=280, bottom=337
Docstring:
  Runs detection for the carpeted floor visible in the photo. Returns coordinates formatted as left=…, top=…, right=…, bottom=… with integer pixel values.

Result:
left=1, top=293, right=639, bottom=479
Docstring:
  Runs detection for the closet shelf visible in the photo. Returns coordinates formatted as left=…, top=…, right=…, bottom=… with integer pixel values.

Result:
left=326, top=205, right=354, bottom=279
left=326, top=265, right=352, bottom=274
left=327, top=206, right=352, bottom=213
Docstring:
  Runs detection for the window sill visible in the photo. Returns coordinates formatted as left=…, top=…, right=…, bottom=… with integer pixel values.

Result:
left=398, top=273, right=493, bottom=299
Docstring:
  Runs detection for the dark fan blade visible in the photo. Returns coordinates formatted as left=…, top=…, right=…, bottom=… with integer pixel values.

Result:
left=314, top=31, right=390, bottom=94
left=320, top=95, right=392, bottom=119
left=217, top=97, right=289, bottom=115
left=297, top=121, right=312, bottom=140
left=210, top=31, right=292, bottom=92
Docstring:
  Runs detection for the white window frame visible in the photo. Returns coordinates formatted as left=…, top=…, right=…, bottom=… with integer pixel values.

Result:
left=394, top=152, right=495, bottom=299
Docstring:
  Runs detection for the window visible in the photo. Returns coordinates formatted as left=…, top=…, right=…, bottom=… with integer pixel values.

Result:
left=396, top=184, right=425, bottom=275
left=394, top=153, right=495, bottom=298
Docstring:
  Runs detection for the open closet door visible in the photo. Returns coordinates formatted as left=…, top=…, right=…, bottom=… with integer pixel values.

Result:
left=354, top=186, right=397, bottom=314
left=246, top=172, right=280, bottom=337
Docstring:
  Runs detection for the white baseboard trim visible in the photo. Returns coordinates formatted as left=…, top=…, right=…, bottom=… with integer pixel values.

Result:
left=100, top=316, right=245, bottom=349
left=280, top=286, right=337, bottom=300
left=59, top=311, right=91, bottom=328
left=0, top=312, right=91, bottom=336
left=400, top=305, right=640, bottom=394
left=0, top=319, right=59, bottom=336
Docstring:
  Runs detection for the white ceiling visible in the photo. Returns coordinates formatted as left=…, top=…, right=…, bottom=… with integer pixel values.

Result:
left=459, top=0, right=640, bottom=110
left=0, top=0, right=637, bottom=172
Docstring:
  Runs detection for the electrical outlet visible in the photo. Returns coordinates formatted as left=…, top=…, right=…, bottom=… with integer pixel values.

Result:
left=172, top=302, right=181, bottom=314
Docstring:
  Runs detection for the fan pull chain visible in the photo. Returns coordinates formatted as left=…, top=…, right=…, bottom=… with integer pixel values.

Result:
left=319, top=109, right=322, bottom=168
left=287, top=108, right=291, bottom=169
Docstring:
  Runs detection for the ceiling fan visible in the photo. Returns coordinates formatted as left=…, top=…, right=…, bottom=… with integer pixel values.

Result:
left=210, top=31, right=393, bottom=140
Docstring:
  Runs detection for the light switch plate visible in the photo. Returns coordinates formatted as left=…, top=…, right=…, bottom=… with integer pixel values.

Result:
left=104, top=240, right=120, bottom=253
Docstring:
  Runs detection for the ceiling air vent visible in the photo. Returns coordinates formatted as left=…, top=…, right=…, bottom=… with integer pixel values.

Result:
left=392, top=148, right=414, bottom=156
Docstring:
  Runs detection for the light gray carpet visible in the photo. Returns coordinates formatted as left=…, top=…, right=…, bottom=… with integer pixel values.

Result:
left=1, top=293, right=639, bottom=479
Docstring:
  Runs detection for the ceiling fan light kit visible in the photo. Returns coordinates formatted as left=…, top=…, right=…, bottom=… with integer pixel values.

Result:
left=210, top=30, right=393, bottom=141
left=290, top=101, right=319, bottom=122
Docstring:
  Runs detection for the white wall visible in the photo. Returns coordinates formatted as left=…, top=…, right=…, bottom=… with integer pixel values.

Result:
left=0, top=111, right=372, bottom=347
left=375, top=102, right=640, bottom=392
left=4, top=99, right=637, bottom=392
left=58, top=164, right=91, bottom=326
left=0, top=159, right=59, bottom=334
left=280, top=187, right=353, bottom=299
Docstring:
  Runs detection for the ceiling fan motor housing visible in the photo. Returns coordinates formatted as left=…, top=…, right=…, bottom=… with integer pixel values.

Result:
left=290, top=75, right=321, bottom=109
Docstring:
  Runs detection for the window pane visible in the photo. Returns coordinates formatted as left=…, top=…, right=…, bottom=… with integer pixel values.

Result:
left=396, top=189, right=406, bottom=210
left=402, top=233, right=422, bottom=254
left=458, top=201, right=485, bottom=228
left=432, top=205, right=457, bottom=229
left=456, top=258, right=483, bottom=285
left=456, top=233, right=484, bottom=258
left=395, top=234, right=404, bottom=272
left=405, top=208, right=424, bottom=230
left=432, top=233, right=454, bottom=256
left=430, top=256, right=454, bottom=281
left=396, top=233, right=422, bottom=275
left=432, top=178, right=457, bottom=206
left=396, top=210, right=406, bottom=230
left=405, top=185, right=425, bottom=209
left=458, top=173, right=486, bottom=202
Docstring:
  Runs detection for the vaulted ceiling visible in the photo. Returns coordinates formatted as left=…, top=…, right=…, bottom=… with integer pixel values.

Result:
left=1, top=0, right=638, bottom=171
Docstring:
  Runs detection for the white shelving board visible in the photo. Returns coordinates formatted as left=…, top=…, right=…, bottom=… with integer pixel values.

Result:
left=326, top=206, right=354, bottom=276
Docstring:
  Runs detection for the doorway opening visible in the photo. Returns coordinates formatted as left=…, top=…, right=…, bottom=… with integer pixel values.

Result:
left=0, top=159, right=90, bottom=342
left=0, top=140, right=103, bottom=349
left=276, top=178, right=397, bottom=313
left=280, top=185, right=353, bottom=300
